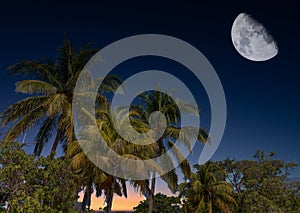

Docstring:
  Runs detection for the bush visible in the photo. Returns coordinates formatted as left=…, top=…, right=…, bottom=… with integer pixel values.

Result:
left=0, top=141, right=78, bottom=212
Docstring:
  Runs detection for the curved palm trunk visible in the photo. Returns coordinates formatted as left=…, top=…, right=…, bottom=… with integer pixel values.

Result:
left=148, top=171, right=156, bottom=213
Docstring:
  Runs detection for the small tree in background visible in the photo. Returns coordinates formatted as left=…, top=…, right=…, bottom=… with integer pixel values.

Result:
left=133, top=193, right=182, bottom=213
left=178, top=162, right=237, bottom=213
left=218, top=150, right=300, bottom=213
left=0, top=141, right=78, bottom=212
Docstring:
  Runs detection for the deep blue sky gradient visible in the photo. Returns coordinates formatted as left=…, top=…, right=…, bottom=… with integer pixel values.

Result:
left=0, top=1, right=299, bottom=176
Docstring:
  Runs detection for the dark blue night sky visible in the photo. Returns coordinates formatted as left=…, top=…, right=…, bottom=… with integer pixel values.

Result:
left=0, top=1, right=299, bottom=176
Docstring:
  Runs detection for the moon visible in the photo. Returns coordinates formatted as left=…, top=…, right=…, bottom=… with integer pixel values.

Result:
left=231, top=13, right=278, bottom=61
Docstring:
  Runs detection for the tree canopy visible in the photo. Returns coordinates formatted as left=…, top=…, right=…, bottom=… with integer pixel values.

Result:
left=133, top=193, right=182, bottom=213
left=0, top=141, right=78, bottom=212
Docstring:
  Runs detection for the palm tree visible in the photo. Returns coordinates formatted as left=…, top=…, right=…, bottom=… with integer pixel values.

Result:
left=127, top=90, right=208, bottom=213
left=179, top=162, right=238, bottom=213
left=65, top=76, right=206, bottom=212
left=67, top=102, right=129, bottom=213
left=69, top=93, right=174, bottom=212
left=0, top=37, right=121, bottom=156
left=67, top=139, right=128, bottom=213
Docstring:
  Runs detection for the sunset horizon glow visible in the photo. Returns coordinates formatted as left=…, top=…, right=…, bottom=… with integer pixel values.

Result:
left=78, top=181, right=174, bottom=211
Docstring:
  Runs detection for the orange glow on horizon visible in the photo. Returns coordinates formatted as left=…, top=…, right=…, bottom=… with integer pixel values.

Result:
left=78, top=185, right=145, bottom=211
left=78, top=180, right=174, bottom=211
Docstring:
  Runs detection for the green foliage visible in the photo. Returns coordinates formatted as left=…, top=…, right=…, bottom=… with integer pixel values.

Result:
left=0, top=37, right=298, bottom=213
left=133, top=193, right=182, bottom=213
left=0, top=37, right=123, bottom=212
left=0, top=141, right=78, bottom=212
left=179, top=162, right=237, bottom=213
left=129, top=90, right=208, bottom=212
left=0, top=38, right=99, bottom=155
left=218, top=150, right=300, bottom=213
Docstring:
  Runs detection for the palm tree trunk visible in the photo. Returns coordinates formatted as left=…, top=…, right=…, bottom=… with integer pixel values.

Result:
left=81, top=182, right=92, bottom=213
left=106, top=192, right=114, bottom=213
left=148, top=171, right=156, bottom=213
left=106, top=177, right=116, bottom=213
left=81, top=190, right=88, bottom=213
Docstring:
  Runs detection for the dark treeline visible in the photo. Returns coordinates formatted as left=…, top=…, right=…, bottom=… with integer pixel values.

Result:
left=133, top=150, right=300, bottom=213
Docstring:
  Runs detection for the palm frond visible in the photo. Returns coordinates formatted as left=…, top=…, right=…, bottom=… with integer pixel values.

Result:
left=161, top=170, right=178, bottom=193
left=4, top=104, right=47, bottom=141
left=34, top=117, right=56, bottom=156
left=15, top=80, right=58, bottom=95
left=8, top=61, right=62, bottom=87
left=0, top=96, right=49, bottom=126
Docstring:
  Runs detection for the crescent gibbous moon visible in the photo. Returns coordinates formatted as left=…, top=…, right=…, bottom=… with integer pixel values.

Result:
left=231, top=13, right=278, bottom=61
